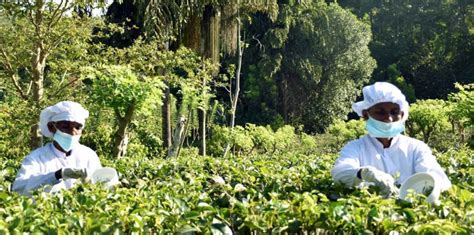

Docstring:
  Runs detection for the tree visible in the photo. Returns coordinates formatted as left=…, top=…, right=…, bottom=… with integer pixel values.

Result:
left=104, top=0, right=279, bottom=155
left=84, top=65, right=165, bottom=158
left=222, top=0, right=245, bottom=157
left=0, top=0, right=104, bottom=149
left=338, top=0, right=474, bottom=99
left=85, top=38, right=217, bottom=158
left=448, top=83, right=474, bottom=145
left=240, top=2, right=376, bottom=132
left=406, top=99, right=451, bottom=143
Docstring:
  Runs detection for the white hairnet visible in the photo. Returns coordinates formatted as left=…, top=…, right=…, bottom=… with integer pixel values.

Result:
left=352, top=82, right=409, bottom=122
left=39, top=101, right=89, bottom=137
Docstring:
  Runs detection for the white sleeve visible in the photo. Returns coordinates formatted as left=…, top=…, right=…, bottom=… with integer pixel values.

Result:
left=87, top=151, right=102, bottom=171
left=413, top=143, right=452, bottom=191
left=12, top=155, right=60, bottom=195
left=331, top=142, right=362, bottom=187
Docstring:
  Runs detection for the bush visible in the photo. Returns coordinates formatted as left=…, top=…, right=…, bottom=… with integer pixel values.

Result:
left=1, top=146, right=471, bottom=233
left=406, top=92, right=473, bottom=151
left=0, top=100, right=37, bottom=160
left=448, top=83, right=474, bottom=148
left=406, top=99, right=453, bottom=147
left=324, top=119, right=366, bottom=151
left=208, top=124, right=317, bottom=156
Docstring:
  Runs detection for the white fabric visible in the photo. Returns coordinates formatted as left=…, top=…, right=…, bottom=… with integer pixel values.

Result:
left=40, top=101, right=89, bottom=138
left=331, top=134, right=451, bottom=192
left=352, top=82, right=409, bottom=122
left=12, top=143, right=102, bottom=195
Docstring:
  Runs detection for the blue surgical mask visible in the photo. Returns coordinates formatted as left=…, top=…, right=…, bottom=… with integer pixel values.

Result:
left=53, top=130, right=81, bottom=152
left=366, top=116, right=405, bottom=138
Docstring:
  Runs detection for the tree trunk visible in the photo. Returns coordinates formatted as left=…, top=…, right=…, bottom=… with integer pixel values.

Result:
left=220, top=4, right=238, bottom=55
left=198, top=100, right=207, bottom=156
left=230, top=23, right=242, bottom=130
left=113, top=103, right=135, bottom=158
left=281, top=76, right=289, bottom=123
left=202, top=5, right=220, bottom=65
left=223, top=4, right=243, bottom=157
left=29, top=0, right=47, bottom=149
left=168, top=116, right=187, bottom=158
left=181, top=12, right=201, bottom=52
left=198, top=5, right=220, bottom=156
left=162, top=85, right=172, bottom=150
left=30, top=45, right=47, bottom=149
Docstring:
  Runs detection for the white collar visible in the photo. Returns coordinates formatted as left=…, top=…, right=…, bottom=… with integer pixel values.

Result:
left=367, top=134, right=401, bottom=150
left=49, top=142, right=69, bottom=158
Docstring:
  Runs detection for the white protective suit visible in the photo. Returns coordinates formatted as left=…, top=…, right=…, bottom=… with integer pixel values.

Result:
left=12, top=143, right=102, bottom=195
left=331, top=134, right=452, bottom=191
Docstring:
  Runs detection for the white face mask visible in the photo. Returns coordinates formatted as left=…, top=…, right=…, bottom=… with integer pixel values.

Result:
left=53, top=130, right=81, bottom=152
left=366, top=116, right=405, bottom=138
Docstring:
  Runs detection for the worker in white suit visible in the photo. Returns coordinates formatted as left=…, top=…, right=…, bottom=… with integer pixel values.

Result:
left=12, top=101, right=102, bottom=195
left=331, top=82, right=451, bottom=198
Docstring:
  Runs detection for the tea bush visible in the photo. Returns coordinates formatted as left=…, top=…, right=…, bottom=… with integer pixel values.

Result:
left=1, top=144, right=472, bottom=233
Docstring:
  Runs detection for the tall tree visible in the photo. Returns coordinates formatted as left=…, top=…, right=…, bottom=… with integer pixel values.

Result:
left=338, top=0, right=474, bottom=99
left=0, top=0, right=104, bottom=149
left=85, top=65, right=165, bottom=158
left=105, top=0, right=278, bottom=155
left=88, top=39, right=217, bottom=158
left=239, top=2, right=376, bottom=132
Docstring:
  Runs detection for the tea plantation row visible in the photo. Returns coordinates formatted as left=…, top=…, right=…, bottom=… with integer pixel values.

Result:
left=0, top=147, right=472, bottom=233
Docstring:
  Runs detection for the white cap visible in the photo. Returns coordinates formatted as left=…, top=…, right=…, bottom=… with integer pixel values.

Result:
left=39, top=101, right=89, bottom=137
left=352, top=82, right=409, bottom=122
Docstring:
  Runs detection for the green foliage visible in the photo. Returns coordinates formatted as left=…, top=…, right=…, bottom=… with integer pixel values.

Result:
left=79, top=112, right=115, bottom=157
left=1, top=0, right=472, bottom=232
left=0, top=2, right=103, bottom=100
left=435, top=147, right=473, bottom=188
left=0, top=99, right=31, bottom=160
left=0, top=0, right=109, bottom=149
left=407, top=86, right=474, bottom=150
left=81, top=42, right=217, bottom=157
left=239, top=2, right=376, bottom=132
left=274, top=125, right=297, bottom=151
left=448, top=83, right=474, bottom=147
left=386, top=64, right=416, bottom=102
left=406, top=99, right=452, bottom=145
left=340, top=0, right=474, bottom=99
left=84, top=65, right=164, bottom=116
left=1, top=141, right=472, bottom=233
left=326, top=119, right=366, bottom=150
left=82, top=64, right=166, bottom=158
left=130, top=0, right=280, bottom=44
left=246, top=124, right=275, bottom=152
left=209, top=124, right=310, bottom=156
left=448, top=83, right=474, bottom=128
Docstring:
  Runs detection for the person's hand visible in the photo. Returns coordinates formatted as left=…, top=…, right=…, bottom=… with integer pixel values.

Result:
left=360, top=167, right=399, bottom=197
left=61, top=167, right=88, bottom=180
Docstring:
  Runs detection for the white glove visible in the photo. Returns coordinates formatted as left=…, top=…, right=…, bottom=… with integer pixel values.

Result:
left=62, top=167, right=88, bottom=180
left=360, top=167, right=399, bottom=197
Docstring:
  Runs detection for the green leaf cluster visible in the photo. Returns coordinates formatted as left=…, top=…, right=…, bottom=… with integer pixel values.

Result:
left=208, top=124, right=308, bottom=156
left=84, top=65, right=164, bottom=117
left=0, top=144, right=472, bottom=233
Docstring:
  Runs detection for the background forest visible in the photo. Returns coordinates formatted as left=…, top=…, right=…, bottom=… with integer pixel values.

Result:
left=0, top=0, right=473, bottom=233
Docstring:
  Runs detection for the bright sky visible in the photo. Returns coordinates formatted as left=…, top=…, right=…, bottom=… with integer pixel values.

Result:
left=50, top=0, right=112, bottom=17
